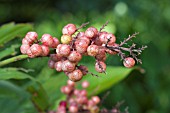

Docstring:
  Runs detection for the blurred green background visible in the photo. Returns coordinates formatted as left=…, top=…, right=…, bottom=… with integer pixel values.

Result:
left=0, top=0, right=170, bottom=113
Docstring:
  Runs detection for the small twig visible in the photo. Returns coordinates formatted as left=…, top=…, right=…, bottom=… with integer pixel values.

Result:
left=99, top=21, right=109, bottom=32
left=119, top=32, right=139, bottom=46
left=76, top=22, right=89, bottom=31
left=99, top=91, right=110, bottom=107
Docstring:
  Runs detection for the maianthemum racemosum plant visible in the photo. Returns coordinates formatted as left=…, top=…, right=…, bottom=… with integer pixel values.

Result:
left=20, top=21, right=147, bottom=82
left=20, top=21, right=147, bottom=113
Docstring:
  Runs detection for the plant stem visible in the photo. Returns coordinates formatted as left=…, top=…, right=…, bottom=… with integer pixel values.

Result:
left=0, top=54, right=28, bottom=67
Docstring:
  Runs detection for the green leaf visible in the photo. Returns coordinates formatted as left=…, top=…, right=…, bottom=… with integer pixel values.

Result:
left=0, top=81, right=36, bottom=113
left=0, top=68, right=36, bottom=81
left=0, top=22, right=33, bottom=46
left=0, top=44, right=20, bottom=60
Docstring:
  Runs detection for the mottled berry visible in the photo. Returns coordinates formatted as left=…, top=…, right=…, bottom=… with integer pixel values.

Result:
left=68, top=69, right=83, bottom=82
left=55, top=61, right=63, bottom=72
left=62, top=60, right=76, bottom=72
left=85, top=27, right=98, bottom=39
left=91, top=96, right=100, bottom=104
left=95, top=61, right=106, bottom=73
left=41, top=34, right=54, bottom=47
left=68, top=51, right=82, bottom=62
left=62, top=23, right=77, bottom=35
left=48, top=60, right=56, bottom=69
left=87, top=45, right=99, bottom=57
left=20, top=44, right=30, bottom=54
left=56, top=44, right=71, bottom=57
left=25, top=32, right=38, bottom=43
left=82, top=81, right=89, bottom=88
left=75, top=39, right=89, bottom=54
left=51, top=37, right=60, bottom=48
left=123, top=57, right=135, bottom=68
left=77, top=65, right=88, bottom=75
left=41, top=45, right=50, bottom=56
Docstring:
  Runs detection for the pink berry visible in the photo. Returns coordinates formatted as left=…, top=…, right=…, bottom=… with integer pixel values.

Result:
left=62, top=23, right=77, bottom=35
left=87, top=45, right=99, bottom=57
left=30, top=44, right=42, bottom=57
left=82, top=81, right=89, bottom=88
left=78, top=36, right=90, bottom=45
left=95, top=47, right=106, bottom=61
left=80, top=89, right=87, bottom=96
left=22, top=38, right=31, bottom=45
left=91, top=96, right=100, bottom=104
left=48, top=60, right=55, bottom=69
left=51, top=37, right=60, bottom=48
left=77, top=65, right=88, bottom=75
left=74, top=39, right=89, bottom=54
left=85, top=27, right=98, bottom=39
left=25, top=32, right=38, bottom=43
left=54, top=61, right=63, bottom=72
left=99, top=33, right=116, bottom=45
left=56, top=44, right=71, bottom=57
left=41, top=45, right=50, bottom=56
left=62, top=60, right=76, bottom=72
left=123, top=57, right=135, bottom=68
left=41, top=34, right=54, bottom=47
left=95, top=61, right=106, bottom=73
left=68, top=51, right=82, bottom=62
left=68, top=69, right=83, bottom=82
left=59, top=101, right=67, bottom=107
left=105, top=43, right=119, bottom=55
left=50, top=54, right=63, bottom=62
left=67, top=80, right=75, bottom=87
left=26, top=48, right=35, bottom=58
left=62, top=86, right=73, bottom=95
left=69, top=105, right=78, bottom=113
left=93, top=37, right=103, bottom=46
left=20, top=44, right=30, bottom=54
left=76, top=32, right=85, bottom=38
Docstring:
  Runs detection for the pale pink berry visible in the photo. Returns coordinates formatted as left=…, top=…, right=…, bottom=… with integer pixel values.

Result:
left=61, top=86, right=72, bottom=95
left=91, top=96, right=100, bottom=104
left=93, top=37, right=103, bottom=46
left=48, top=60, right=55, bottom=69
left=78, top=36, right=90, bottom=45
left=76, top=96, right=88, bottom=104
left=67, top=80, right=75, bottom=87
left=85, top=27, right=98, bottom=39
left=22, top=38, right=31, bottom=45
left=68, top=51, right=82, bottom=62
left=68, top=69, right=83, bottom=82
left=69, top=104, right=78, bottom=113
left=80, top=89, right=87, bottom=96
left=62, top=60, right=76, bottom=72
left=82, top=81, right=89, bottom=88
left=56, top=44, right=71, bottom=57
left=26, top=48, right=35, bottom=58
left=62, top=23, right=77, bottom=35
left=41, top=45, right=50, bottom=56
left=95, top=47, right=106, bottom=61
left=123, top=57, right=135, bottom=68
left=30, top=44, right=42, bottom=57
left=25, top=32, right=38, bottom=43
left=54, top=61, right=63, bottom=72
left=73, top=89, right=80, bottom=96
left=87, top=99, right=96, bottom=108
left=95, top=61, right=106, bottom=73
left=51, top=37, right=60, bottom=48
left=61, top=34, right=72, bottom=44
left=75, top=39, right=89, bottom=54
left=105, top=43, right=119, bottom=55
left=20, top=44, right=30, bottom=54
left=99, top=32, right=116, bottom=45
left=41, top=34, right=54, bottom=47
left=87, top=45, right=99, bottom=57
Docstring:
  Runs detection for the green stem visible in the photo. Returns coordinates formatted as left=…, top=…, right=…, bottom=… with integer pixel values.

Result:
left=0, top=54, right=28, bottom=67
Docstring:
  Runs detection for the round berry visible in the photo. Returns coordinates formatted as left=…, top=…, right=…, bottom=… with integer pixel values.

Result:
left=68, top=51, right=82, bottom=62
left=85, top=27, right=98, bottom=39
left=25, top=32, right=38, bottom=43
left=105, top=43, right=119, bottom=55
left=26, top=48, right=35, bottom=58
left=62, top=60, right=76, bottom=72
left=95, top=47, right=106, bottom=61
left=75, top=39, right=89, bottom=54
left=41, top=34, right=54, bottom=47
left=87, top=45, right=99, bottom=57
left=61, top=34, right=72, bottom=44
left=123, top=57, right=135, bottom=68
left=20, top=44, right=30, bottom=54
left=69, top=104, right=78, bottom=113
left=48, top=60, right=55, bottom=69
left=68, top=69, right=83, bottom=82
left=30, top=44, right=42, bottom=57
left=91, top=96, right=100, bottom=104
left=56, top=44, right=71, bottom=57
left=95, top=61, right=106, bottom=73
left=54, top=61, right=63, bottom=72
left=62, top=23, right=77, bottom=35
left=76, top=32, right=85, bottom=38
left=82, top=81, right=89, bottom=88
left=67, top=80, right=75, bottom=87
left=22, top=38, right=31, bottom=45
left=50, top=54, right=63, bottom=62
left=41, top=45, right=50, bottom=56
left=51, top=37, right=60, bottom=48
left=77, top=65, right=88, bottom=75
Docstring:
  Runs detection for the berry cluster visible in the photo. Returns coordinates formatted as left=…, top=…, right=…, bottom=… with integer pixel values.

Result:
left=56, top=80, right=100, bottom=113
left=48, top=80, right=129, bottom=113
left=20, top=22, right=147, bottom=82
